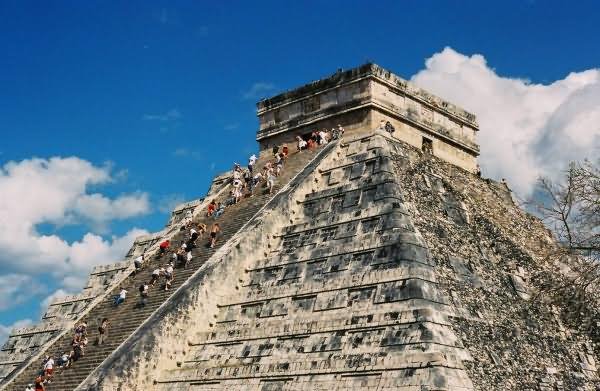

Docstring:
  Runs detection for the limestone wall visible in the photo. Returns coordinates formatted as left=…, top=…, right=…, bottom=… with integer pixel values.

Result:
left=255, top=63, right=479, bottom=172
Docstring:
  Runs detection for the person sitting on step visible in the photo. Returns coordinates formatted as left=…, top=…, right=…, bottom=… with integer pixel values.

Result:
left=296, top=136, right=307, bottom=151
left=210, top=202, right=223, bottom=219
left=114, top=287, right=127, bottom=306
left=207, top=200, right=217, bottom=216
left=57, top=351, right=70, bottom=368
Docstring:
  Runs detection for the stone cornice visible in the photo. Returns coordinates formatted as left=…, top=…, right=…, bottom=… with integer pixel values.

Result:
left=257, top=63, right=478, bottom=128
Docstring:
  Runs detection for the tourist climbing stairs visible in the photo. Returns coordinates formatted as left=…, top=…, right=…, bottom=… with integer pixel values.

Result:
left=4, top=147, right=324, bottom=391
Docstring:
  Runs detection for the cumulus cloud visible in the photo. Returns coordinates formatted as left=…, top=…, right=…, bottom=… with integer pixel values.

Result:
left=0, top=156, right=150, bottom=276
left=0, top=274, right=46, bottom=311
left=410, top=47, right=600, bottom=196
left=0, top=319, right=33, bottom=346
left=0, top=157, right=151, bottom=346
left=157, top=193, right=186, bottom=214
left=243, top=82, right=277, bottom=100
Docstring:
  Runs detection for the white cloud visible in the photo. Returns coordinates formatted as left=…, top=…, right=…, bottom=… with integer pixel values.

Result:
left=410, top=47, right=600, bottom=196
left=0, top=157, right=151, bottom=347
left=0, top=319, right=33, bottom=346
left=142, top=109, right=181, bottom=121
left=40, top=289, right=70, bottom=310
left=243, top=82, right=277, bottom=100
left=0, top=156, right=150, bottom=276
left=0, top=274, right=46, bottom=311
left=157, top=193, right=186, bottom=214
left=74, top=192, right=150, bottom=224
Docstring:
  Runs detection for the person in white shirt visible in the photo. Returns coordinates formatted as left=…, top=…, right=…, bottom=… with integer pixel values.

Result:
left=58, top=352, right=70, bottom=367
left=133, top=254, right=144, bottom=274
left=150, top=268, right=161, bottom=285
left=190, top=227, right=199, bottom=242
left=318, top=130, right=329, bottom=144
left=296, top=136, right=307, bottom=151
left=248, top=154, right=257, bottom=173
left=43, top=356, right=54, bottom=380
left=184, top=251, right=192, bottom=269
left=114, top=288, right=127, bottom=306
left=139, top=283, right=149, bottom=307
left=164, top=263, right=174, bottom=291
left=266, top=168, right=276, bottom=194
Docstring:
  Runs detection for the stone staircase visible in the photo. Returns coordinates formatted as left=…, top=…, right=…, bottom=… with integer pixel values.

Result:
left=3, top=147, right=323, bottom=391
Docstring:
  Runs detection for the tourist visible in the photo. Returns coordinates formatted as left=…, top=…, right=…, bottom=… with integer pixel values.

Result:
left=207, top=200, right=217, bottom=216
left=198, top=223, right=207, bottom=237
left=25, top=383, right=35, bottom=391
left=133, top=254, right=144, bottom=274
left=311, top=131, right=319, bottom=145
left=184, top=251, right=192, bottom=269
left=250, top=171, right=263, bottom=194
left=159, top=239, right=170, bottom=255
left=214, top=201, right=226, bottom=218
left=209, top=223, right=220, bottom=248
left=97, top=318, right=110, bottom=345
left=233, top=166, right=243, bottom=182
left=190, top=227, right=199, bottom=242
left=476, top=164, right=482, bottom=177
left=319, top=129, right=329, bottom=144
left=34, top=375, right=44, bottom=391
left=114, top=287, right=127, bottom=306
left=232, top=181, right=243, bottom=203
left=42, top=356, right=54, bottom=382
left=274, top=153, right=283, bottom=176
left=282, top=145, right=289, bottom=158
left=139, top=283, right=149, bottom=307
left=296, top=136, right=307, bottom=151
left=248, top=154, right=257, bottom=174
left=57, top=351, right=70, bottom=368
left=164, top=263, right=174, bottom=291
left=385, top=121, right=395, bottom=134
left=266, top=167, right=276, bottom=194
left=71, top=333, right=85, bottom=361
left=150, top=267, right=162, bottom=285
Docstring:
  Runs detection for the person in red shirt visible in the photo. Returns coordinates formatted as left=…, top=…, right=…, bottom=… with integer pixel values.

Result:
left=207, top=200, right=216, bottom=216
left=34, top=375, right=45, bottom=390
left=159, top=240, right=170, bottom=255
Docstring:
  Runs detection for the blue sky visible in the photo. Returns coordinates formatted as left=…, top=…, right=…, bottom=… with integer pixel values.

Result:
left=1, top=1, right=599, bottom=339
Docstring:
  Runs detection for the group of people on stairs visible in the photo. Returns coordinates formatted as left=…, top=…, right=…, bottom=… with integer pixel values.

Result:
left=20, top=135, right=335, bottom=390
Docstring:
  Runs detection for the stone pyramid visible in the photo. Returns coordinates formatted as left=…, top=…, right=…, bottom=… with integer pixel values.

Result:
left=2, top=64, right=598, bottom=391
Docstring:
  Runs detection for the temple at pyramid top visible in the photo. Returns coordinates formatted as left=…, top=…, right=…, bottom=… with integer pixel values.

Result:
left=256, top=63, right=479, bottom=172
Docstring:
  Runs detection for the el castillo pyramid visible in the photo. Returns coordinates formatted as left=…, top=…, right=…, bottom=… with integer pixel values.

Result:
left=1, top=64, right=598, bottom=390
